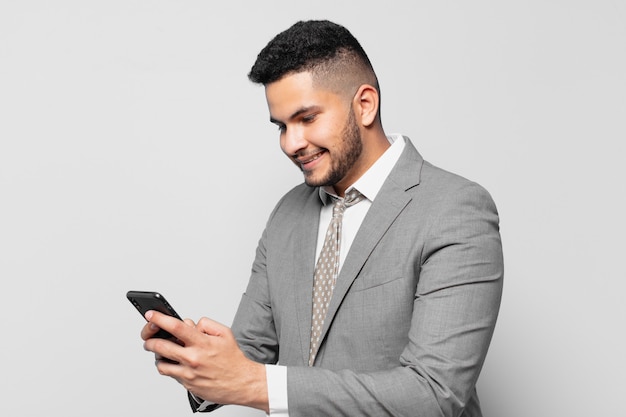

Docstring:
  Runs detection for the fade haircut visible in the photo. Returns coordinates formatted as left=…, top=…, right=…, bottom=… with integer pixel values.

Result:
left=248, top=20, right=379, bottom=101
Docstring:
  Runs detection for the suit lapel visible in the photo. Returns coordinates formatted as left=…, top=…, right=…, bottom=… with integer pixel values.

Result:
left=317, top=138, right=424, bottom=352
left=293, top=190, right=322, bottom=364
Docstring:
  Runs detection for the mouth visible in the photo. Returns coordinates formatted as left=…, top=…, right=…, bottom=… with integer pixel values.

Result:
left=294, top=149, right=326, bottom=168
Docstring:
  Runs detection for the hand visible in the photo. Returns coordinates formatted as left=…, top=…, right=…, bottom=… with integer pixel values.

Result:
left=141, top=311, right=269, bottom=413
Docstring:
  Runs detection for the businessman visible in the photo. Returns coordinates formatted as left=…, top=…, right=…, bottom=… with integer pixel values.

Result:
left=141, top=20, right=504, bottom=416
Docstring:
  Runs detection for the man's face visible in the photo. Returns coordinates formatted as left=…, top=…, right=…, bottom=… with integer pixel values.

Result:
left=265, top=71, right=364, bottom=194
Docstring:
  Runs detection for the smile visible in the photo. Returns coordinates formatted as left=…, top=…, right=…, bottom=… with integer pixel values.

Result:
left=301, top=152, right=324, bottom=164
left=295, top=150, right=326, bottom=166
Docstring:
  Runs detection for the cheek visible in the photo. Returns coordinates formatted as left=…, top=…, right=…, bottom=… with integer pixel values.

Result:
left=311, top=123, right=342, bottom=150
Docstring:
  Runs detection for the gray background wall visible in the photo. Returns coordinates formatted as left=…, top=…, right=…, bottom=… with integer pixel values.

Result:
left=1, top=1, right=624, bottom=416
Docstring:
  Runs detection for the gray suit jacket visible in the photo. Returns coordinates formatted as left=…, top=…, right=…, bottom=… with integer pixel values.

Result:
left=231, top=138, right=503, bottom=416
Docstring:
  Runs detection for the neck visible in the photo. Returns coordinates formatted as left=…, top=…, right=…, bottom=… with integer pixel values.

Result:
left=333, top=131, right=390, bottom=197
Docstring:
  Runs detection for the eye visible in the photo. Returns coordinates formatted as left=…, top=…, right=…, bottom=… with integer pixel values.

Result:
left=302, top=114, right=316, bottom=124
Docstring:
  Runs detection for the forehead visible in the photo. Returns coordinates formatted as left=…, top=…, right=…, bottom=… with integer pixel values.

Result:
left=265, top=71, right=344, bottom=120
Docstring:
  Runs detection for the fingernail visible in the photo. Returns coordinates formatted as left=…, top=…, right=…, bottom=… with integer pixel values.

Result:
left=145, top=310, right=153, bottom=320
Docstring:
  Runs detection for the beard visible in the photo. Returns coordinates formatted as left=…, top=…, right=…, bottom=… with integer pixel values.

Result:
left=303, top=110, right=363, bottom=188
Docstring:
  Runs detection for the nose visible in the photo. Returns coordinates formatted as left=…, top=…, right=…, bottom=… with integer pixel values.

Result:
left=281, top=125, right=307, bottom=157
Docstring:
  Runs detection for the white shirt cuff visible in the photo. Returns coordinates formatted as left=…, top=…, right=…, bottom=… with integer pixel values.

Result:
left=266, top=364, right=289, bottom=416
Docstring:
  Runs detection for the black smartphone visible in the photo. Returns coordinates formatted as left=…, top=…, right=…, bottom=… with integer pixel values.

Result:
left=126, top=290, right=182, bottom=339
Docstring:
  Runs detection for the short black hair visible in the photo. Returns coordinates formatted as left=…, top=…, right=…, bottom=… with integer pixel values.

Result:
left=248, top=20, right=376, bottom=87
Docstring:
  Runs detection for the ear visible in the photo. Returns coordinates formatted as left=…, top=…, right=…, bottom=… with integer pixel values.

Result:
left=352, top=84, right=379, bottom=127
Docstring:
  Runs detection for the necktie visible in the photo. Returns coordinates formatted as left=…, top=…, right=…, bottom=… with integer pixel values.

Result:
left=309, top=189, right=364, bottom=366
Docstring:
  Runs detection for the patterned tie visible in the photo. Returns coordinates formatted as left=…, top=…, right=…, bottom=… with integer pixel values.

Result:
left=309, top=189, right=364, bottom=366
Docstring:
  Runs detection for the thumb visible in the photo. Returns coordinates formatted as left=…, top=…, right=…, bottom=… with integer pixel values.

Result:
left=195, top=317, right=229, bottom=337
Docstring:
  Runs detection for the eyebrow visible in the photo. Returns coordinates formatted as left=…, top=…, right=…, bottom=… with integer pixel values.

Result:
left=269, top=105, right=320, bottom=125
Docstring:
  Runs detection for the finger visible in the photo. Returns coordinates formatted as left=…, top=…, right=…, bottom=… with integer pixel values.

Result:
left=145, top=310, right=194, bottom=342
left=183, top=318, right=196, bottom=327
left=154, top=353, right=182, bottom=373
left=153, top=352, right=178, bottom=364
left=140, top=321, right=161, bottom=341
left=145, top=337, right=183, bottom=365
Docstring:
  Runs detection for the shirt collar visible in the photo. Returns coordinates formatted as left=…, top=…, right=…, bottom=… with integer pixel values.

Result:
left=318, top=134, right=406, bottom=205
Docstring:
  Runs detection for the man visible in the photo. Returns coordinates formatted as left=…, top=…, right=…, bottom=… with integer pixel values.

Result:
left=141, top=20, right=503, bottom=416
